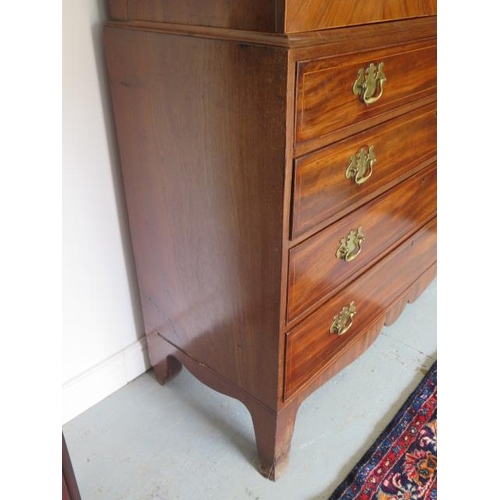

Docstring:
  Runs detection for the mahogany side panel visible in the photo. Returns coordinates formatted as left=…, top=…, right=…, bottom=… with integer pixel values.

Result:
left=108, top=0, right=128, bottom=20
left=284, top=0, right=437, bottom=33
left=108, top=0, right=280, bottom=32
left=287, top=166, right=437, bottom=324
left=104, top=27, right=288, bottom=410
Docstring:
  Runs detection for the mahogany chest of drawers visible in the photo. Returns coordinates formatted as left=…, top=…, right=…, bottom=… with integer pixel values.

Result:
left=104, top=0, right=437, bottom=480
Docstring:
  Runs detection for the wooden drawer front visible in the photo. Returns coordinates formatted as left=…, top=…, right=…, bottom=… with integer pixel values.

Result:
left=295, top=40, right=436, bottom=150
left=284, top=0, right=436, bottom=33
left=292, top=104, right=436, bottom=238
left=287, top=165, right=436, bottom=323
left=284, top=217, right=437, bottom=399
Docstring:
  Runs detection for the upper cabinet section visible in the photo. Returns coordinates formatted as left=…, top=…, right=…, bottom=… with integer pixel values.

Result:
left=284, top=0, right=437, bottom=33
left=108, top=0, right=437, bottom=33
left=107, top=0, right=279, bottom=32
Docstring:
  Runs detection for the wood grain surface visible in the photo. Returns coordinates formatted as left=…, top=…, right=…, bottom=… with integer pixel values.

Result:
left=295, top=39, right=436, bottom=151
left=287, top=165, right=436, bottom=323
left=292, top=104, right=437, bottom=238
left=285, top=0, right=437, bottom=33
left=105, top=16, right=436, bottom=51
left=281, top=261, right=436, bottom=409
left=285, top=216, right=437, bottom=399
left=103, top=9, right=438, bottom=480
left=108, top=0, right=437, bottom=33
left=108, top=0, right=280, bottom=32
left=104, top=27, right=288, bottom=410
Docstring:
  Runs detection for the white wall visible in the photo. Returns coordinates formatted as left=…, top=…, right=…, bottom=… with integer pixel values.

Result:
left=62, top=0, right=149, bottom=423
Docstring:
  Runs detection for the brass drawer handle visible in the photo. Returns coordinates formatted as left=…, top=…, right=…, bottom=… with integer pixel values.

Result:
left=330, top=301, right=357, bottom=335
left=346, top=145, right=376, bottom=185
left=353, top=62, right=386, bottom=105
left=336, top=226, right=365, bottom=262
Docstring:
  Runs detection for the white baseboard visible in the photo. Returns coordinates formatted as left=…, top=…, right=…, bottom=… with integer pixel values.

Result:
left=62, top=337, right=151, bottom=424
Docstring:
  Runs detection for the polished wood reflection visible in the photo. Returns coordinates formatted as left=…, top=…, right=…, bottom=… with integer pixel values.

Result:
left=104, top=4, right=437, bottom=479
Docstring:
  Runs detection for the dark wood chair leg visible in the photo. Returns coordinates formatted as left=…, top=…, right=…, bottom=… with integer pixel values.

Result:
left=62, top=433, right=82, bottom=500
left=249, top=401, right=300, bottom=481
left=146, top=331, right=183, bottom=385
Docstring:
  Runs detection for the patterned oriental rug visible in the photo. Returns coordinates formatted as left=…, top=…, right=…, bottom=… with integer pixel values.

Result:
left=329, top=361, right=437, bottom=500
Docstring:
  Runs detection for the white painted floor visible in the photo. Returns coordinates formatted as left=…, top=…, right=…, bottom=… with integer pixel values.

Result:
left=63, top=279, right=436, bottom=500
